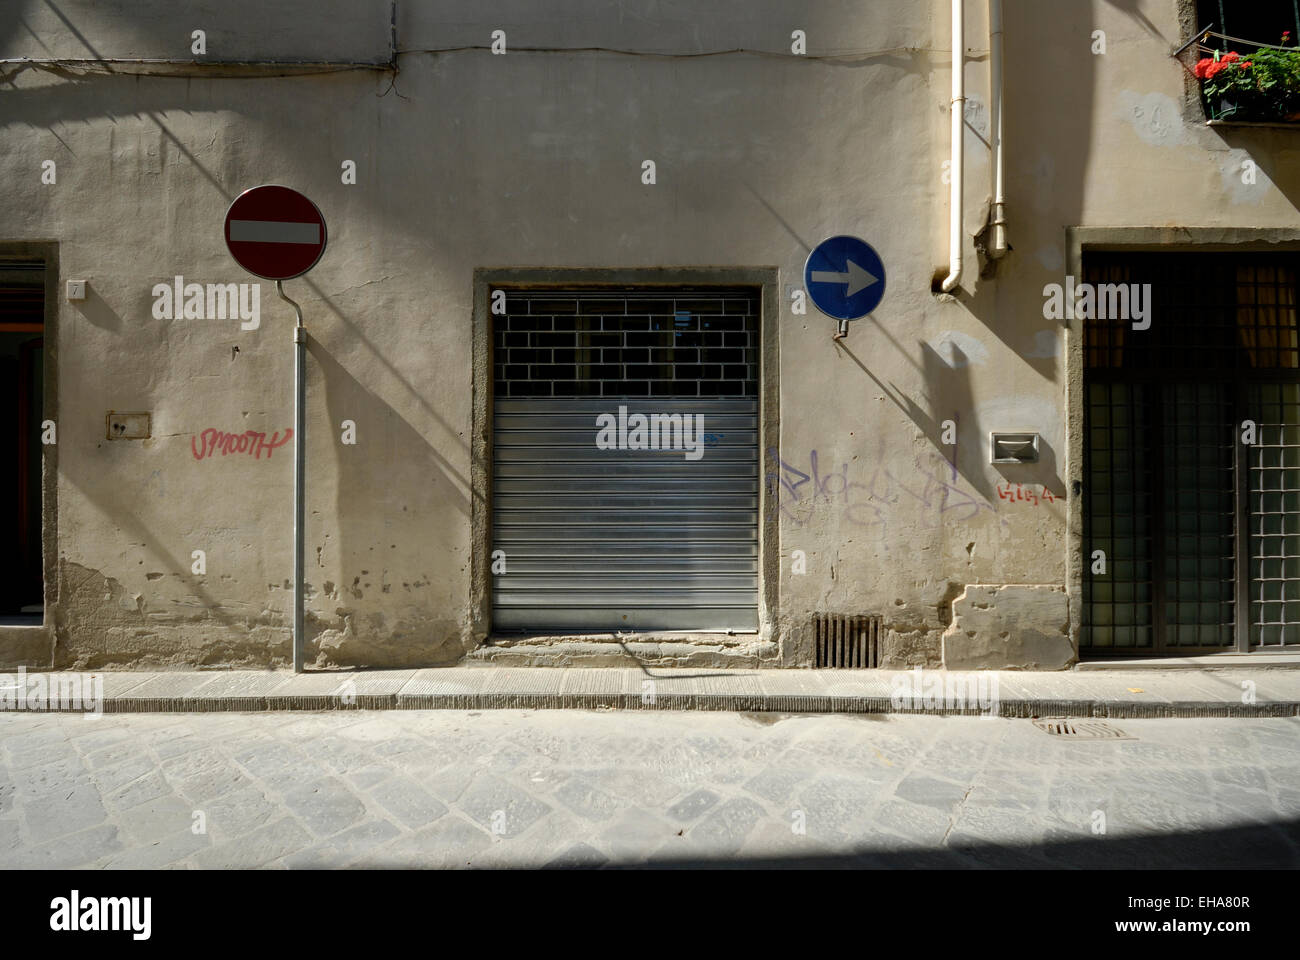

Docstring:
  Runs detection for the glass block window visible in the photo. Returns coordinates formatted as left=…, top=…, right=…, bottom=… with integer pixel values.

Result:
left=493, top=288, right=758, bottom=399
left=1247, top=382, right=1300, bottom=646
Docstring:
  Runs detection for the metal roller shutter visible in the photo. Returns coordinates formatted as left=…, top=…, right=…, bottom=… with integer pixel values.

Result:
left=491, top=288, right=759, bottom=633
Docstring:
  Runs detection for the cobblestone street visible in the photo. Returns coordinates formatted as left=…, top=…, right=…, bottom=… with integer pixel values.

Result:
left=2, top=710, right=1297, bottom=868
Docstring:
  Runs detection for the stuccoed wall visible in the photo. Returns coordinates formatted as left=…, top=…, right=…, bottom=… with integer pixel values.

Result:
left=0, top=1, right=1295, bottom=669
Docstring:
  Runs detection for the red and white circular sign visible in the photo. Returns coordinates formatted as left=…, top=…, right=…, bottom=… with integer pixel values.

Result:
left=223, top=185, right=327, bottom=281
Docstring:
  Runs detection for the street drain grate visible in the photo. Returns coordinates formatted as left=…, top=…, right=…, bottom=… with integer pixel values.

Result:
left=1032, top=717, right=1135, bottom=740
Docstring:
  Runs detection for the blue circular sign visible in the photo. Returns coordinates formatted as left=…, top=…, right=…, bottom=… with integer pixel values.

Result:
left=803, top=236, right=886, bottom=321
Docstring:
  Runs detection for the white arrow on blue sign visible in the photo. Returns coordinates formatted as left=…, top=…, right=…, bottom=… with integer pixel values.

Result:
left=803, top=235, right=886, bottom=321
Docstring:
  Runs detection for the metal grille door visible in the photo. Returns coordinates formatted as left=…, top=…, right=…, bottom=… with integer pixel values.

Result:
left=1083, top=382, right=1155, bottom=649
left=1162, top=383, right=1236, bottom=648
left=1082, top=252, right=1300, bottom=653
left=491, top=289, right=759, bottom=633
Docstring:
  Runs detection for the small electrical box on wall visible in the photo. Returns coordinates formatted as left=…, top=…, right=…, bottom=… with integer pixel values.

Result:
left=990, top=431, right=1039, bottom=464
left=107, top=412, right=151, bottom=440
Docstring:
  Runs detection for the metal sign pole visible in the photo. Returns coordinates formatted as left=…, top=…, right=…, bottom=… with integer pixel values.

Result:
left=277, top=280, right=307, bottom=673
left=226, top=185, right=325, bottom=674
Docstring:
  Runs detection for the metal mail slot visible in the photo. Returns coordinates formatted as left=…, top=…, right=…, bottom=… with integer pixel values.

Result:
left=990, top=431, right=1038, bottom=464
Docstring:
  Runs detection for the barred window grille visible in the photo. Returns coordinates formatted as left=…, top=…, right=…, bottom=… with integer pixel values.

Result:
left=1083, top=253, right=1300, bottom=653
left=1247, top=382, right=1300, bottom=646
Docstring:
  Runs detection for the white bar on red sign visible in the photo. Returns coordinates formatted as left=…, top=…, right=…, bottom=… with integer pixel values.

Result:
left=229, top=220, right=320, bottom=244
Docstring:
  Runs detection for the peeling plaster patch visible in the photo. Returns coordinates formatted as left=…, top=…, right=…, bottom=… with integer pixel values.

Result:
left=929, top=330, right=989, bottom=367
left=56, top=560, right=292, bottom=669
left=938, top=580, right=964, bottom=627
left=55, top=560, right=469, bottom=670
left=1025, top=329, right=1060, bottom=358
left=314, top=612, right=464, bottom=668
left=943, top=584, right=1072, bottom=670
left=879, top=623, right=944, bottom=668
left=1035, top=245, right=1064, bottom=273
left=1220, top=148, right=1272, bottom=205
left=1117, top=91, right=1190, bottom=148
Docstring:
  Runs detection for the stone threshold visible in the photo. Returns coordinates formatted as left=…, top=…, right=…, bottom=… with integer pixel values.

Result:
left=467, top=634, right=775, bottom=668
left=2, top=666, right=1297, bottom=718
left=1077, top=652, right=1300, bottom=671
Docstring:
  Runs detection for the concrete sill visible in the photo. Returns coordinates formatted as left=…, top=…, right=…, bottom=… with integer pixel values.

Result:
left=1078, top=651, right=1300, bottom=670
left=484, top=631, right=760, bottom=648
left=1206, top=119, right=1300, bottom=129
left=0, top=622, right=52, bottom=669
left=470, top=634, right=776, bottom=669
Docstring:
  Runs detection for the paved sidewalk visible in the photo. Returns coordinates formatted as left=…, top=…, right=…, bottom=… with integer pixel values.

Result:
left=1, top=711, right=1297, bottom=869
left=2, top=665, right=1298, bottom=717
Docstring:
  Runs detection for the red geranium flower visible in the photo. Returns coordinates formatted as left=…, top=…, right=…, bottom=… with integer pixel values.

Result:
left=1205, top=60, right=1229, bottom=79
left=1223, top=51, right=1240, bottom=62
left=1195, top=57, right=1213, bottom=78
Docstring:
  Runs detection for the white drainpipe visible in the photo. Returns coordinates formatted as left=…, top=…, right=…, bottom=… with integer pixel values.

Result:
left=988, top=0, right=1008, bottom=258
left=941, top=0, right=965, bottom=292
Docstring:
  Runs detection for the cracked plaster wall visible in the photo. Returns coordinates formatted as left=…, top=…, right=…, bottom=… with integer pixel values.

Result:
left=0, top=1, right=1296, bottom=668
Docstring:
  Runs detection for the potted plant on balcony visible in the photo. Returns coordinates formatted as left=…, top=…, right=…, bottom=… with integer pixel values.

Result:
left=1197, top=33, right=1300, bottom=123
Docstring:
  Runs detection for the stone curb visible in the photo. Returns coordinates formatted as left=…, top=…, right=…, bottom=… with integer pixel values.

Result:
left=5, top=667, right=1299, bottom=718
left=13, top=692, right=1299, bottom=718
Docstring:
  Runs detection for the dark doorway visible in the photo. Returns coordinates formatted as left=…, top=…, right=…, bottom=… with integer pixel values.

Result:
left=1082, top=251, right=1300, bottom=655
left=0, top=261, right=45, bottom=621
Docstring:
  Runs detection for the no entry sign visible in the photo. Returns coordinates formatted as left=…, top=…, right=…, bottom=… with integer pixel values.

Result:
left=223, top=185, right=327, bottom=281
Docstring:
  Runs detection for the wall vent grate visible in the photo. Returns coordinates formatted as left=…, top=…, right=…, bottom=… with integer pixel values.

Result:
left=813, top=614, right=881, bottom=668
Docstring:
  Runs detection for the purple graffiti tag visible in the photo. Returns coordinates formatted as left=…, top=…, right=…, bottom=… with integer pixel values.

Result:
left=767, top=448, right=1004, bottom=532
